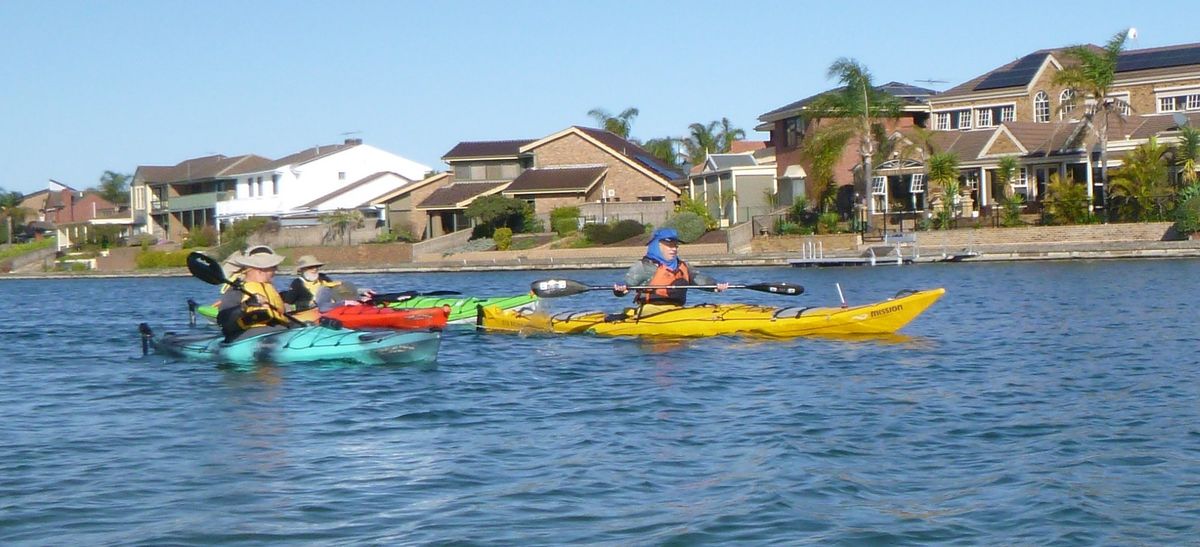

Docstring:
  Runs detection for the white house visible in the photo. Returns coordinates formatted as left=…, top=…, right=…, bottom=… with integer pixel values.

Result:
left=215, top=139, right=430, bottom=224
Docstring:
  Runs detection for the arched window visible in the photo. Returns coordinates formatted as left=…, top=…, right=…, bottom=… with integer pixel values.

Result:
left=1060, top=89, right=1075, bottom=119
left=1034, top=91, right=1050, bottom=123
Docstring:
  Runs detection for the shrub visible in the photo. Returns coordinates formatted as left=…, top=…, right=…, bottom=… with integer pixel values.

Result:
left=674, top=195, right=717, bottom=229
left=182, top=226, right=217, bottom=248
left=371, top=230, right=398, bottom=244
left=1174, top=195, right=1200, bottom=235
left=215, top=217, right=271, bottom=258
left=817, top=212, right=840, bottom=234
left=582, top=219, right=645, bottom=245
left=662, top=211, right=706, bottom=243
left=493, top=227, right=513, bottom=250
left=521, top=205, right=545, bottom=233
left=550, top=206, right=580, bottom=235
left=1000, top=193, right=1025, bottom=227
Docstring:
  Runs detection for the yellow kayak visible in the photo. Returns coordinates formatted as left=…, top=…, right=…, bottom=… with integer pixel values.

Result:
left=478, top=288, right=945, bottom=338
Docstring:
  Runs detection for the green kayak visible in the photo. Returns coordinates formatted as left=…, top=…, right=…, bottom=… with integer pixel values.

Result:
left=385, top=293, right=538, bottom=324
left=192, top=293, right=539, bottom=326
left=144, top=324, right=441, bottom=366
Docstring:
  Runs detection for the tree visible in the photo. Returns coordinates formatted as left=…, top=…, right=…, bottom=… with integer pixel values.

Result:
left=91, top=171, right=131, bottom=206
left=0, top=188, right=27, bottom=245
left=1175, top=125, right=1200, bottom=186
left=587, top=107, right=639, bottom=138
left=1109, top=136, right=1172, bottom=221
left=465, top=194, right=529, bottom=236
left=803, top=58, right=903, bottom=222
left=1053, top=29, right=1132, bottom=220
left=715, top=117, right=746, bottom=154
left=801, top=126, right=852, bottom=213
left=1043, top=172, right=1091, bottom=225
left=681, top=118, right=748, bottom=166
left=642, top=137, right=682, bottom=171
left=320, top=209, right=365, bottom=245
left=927, top=152, right=961, bottom=228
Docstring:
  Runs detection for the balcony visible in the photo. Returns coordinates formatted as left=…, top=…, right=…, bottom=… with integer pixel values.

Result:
left=167, top=191, right=234, bottom=212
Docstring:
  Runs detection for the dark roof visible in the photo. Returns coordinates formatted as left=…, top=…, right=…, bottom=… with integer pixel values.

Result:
left=443, top=139, right=536, bottom=160
left=417, top=181, right=508, bottom=209
left=759, top=81, right=938, bottom=122
left=1003, top=121, right=1085, bottom=155
left=135, top=154, right=273, bottom=184
left=300, top=171, right=404, bottom=209
left=503, top=166, right=607, bottom=194
left=1126, top=112, right=1200, bottom=139
left=708, top=154, right=759, bottom=170
left=572, top=126, right=684, bottom=181
left=1117, top=42, right=1200, bottom=73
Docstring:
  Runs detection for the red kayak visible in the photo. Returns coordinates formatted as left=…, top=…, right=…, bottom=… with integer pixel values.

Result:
left=316, top=305, right=450, bottom=330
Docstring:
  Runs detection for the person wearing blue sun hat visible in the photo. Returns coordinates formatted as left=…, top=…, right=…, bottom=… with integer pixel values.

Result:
left=612, top=227, right=729, bottom=312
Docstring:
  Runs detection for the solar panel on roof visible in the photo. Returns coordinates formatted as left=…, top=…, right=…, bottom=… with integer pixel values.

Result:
left=634, top=154, right=682, bottom=180
left=974, top=53, right=1049, bottom=91
left=1118, top=45, right=1200, bottom=72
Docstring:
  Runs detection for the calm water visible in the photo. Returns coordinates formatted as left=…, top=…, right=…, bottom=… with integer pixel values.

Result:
left=2, top=260, right=1198, bottom=545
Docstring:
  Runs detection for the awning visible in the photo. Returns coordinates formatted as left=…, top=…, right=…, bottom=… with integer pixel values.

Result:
left=782, top=165, right=807, bottom=178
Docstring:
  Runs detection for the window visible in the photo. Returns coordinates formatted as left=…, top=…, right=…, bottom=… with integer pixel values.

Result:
left=871, top=176, right=887, bottom=195
left=957, top=110, right=972, bottom=129
left=1189, top=94, right=1200, bottom=110
left=247, top=178, right=255, bottom=197
left=909, top=173, right=926, bottom=193
left=638, top=196, right=665, bottom=202
left=501, top=163, right=520, bottom=179
left=485, top=164, right=503, bottom=180
left=337, top=172, right=346, bottom=181
left=1159, top=97, right=1175, bottom=112
left=1000, top=105, right=1015, bottom=122
left=272, top=174, right=280, bottom=195
left=784, top=118, right=803, bottom=147
left=1034, top=91, right=1050, bottom=123
left=936, top=112, right=950, bottom=131
left=1012, top=168, right=1029, bottom=191
left=977, top=108, right=992, bottom=127
left=1060, top=89, right=1076, bottom=118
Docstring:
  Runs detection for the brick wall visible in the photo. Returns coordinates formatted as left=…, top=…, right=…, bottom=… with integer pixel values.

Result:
left=751, top=233, right=861, bottom=253
left=415, top=242, right=729, bottom=264
left=280, top=243, right=413, bottom=269
left=532, top=133, right=678, bottom=202
left=252, top=224, right=383, bottom=248
left=911, top=222, right=1175, bottom=248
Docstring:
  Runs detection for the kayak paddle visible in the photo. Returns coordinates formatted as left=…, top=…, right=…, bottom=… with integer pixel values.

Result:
left=369, top=290, right=463, bottom=304
left=186, top=251, right=307, bottom=327
left=530, top=278, right=804, bottom=298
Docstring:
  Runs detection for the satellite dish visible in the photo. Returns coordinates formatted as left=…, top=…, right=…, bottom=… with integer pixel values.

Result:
left=1174, top=112, right=1189, bottom=128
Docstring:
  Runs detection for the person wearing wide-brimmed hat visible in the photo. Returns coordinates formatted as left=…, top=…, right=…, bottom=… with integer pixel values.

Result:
left=216, top=245, right=291, bottom=341
left=612, top=227, right=729, bottom=314
left=289, top=254, right=375, bottom=319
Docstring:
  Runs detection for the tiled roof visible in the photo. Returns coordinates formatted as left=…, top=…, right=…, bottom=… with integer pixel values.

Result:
left=1003, top=121, right=1084, bottom=155
left=136, top=154, right=273, bottom=184
left=572, top=126, right=684, bottom=181
left=443, top=139, right=536, bottom=159
left=1125, top=112, right=1200, bottom=139
left=261, top=142, right=359, bottom=171
left=729, top=140, right=767, bottom=153
left=417, top=181, right=508, bottom=209
left=503, top=166, right=607, bottom=194
left=370, top=171, right=451, bottom=204
left=759, top=81, right=938, bottom=122
left=708, top=154, right=759, bottom=169
left=300, top=171, right=405, bottom=209
left=927, top=129, right=996, bottom=160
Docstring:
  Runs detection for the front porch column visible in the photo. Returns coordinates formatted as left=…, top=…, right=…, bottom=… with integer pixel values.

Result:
left=979, top=166, right=988, bottom=207
left=1085, top=159, right=1095, bottom=213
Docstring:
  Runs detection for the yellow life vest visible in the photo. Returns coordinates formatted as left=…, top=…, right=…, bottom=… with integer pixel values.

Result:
left=237, top=281, right=289, bottom=329
left=295, top=275, right=342, bottom=310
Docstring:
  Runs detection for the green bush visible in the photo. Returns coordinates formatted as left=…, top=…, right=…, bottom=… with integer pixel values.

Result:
left=1001, top=194, right=1025, bottom=227
left=182, top=226, right=217, bottom=248
left=662, top=211, right=706, bottom=243
left=553, top=217, right=578, bottom=236
left=1174, top=195, right=1200, bottom=235
left=494, top=227, right=513, bottom=250
left=136, top=249, right=191, bottom=269
left=214, top=217, right=271, bottom=258
left=674, top=195, right=717, bottom=229
left=817, top=212, right=840, bottom=234
left=582, top=219, right=645, bottom=245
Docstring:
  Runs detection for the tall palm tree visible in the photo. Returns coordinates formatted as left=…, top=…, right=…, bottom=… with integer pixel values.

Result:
left=715, top=117, right=746, bottom=154
left=927, top=152, right=961, bottom=227
left=1053, top=29, right=1132, bottom=220
left=801, top=126, right=853, bottom=213
left=682, top=121, right=719, bottom=165
left=642, top=137, right=682, bottom=171
left=587, top=107, right=639, bottom=139
left=803, top=58, right=903, bottom=218
left=1175, top=125, right=1200, bottom=186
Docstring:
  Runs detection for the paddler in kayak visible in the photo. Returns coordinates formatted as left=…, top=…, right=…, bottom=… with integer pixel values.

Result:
left=288, top=255, right=377, bottom=323
left=216, top=246, right=292, bottom=342
left=612, top=227, right=729, bottom=316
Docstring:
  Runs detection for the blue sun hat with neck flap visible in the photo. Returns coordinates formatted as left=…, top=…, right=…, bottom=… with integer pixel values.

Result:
left=645, top=227, right=681, bottom=270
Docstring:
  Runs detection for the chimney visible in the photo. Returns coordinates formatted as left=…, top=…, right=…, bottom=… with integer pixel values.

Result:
left=345, top=138, right=363, bottom=146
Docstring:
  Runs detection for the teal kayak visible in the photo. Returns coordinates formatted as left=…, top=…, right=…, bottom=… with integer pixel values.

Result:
left=191, top=293, right=539, bottom=326
left=386, top=293, right=538, bottom=324
left=147, top=325, right=441, bottom=366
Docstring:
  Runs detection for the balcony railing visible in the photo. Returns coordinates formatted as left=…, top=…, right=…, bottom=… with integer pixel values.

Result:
left=167, top=191, right=234, bottom=212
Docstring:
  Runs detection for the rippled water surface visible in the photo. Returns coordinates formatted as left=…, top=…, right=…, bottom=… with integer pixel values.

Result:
left=3, top=260, right=1199, bottom=545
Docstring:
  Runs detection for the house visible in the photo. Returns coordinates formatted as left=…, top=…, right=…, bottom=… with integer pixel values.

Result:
left=215, top=139, right=430, bottom=228
left=757, top=82, right=938, bottom=216
left=686, top=147, right=777, bottom=226
left=370, top=171, right=453, bottom=239
left=404, top=127, right=684, bottom=239
left=917, top=41, right=1200, bottom=216
left=131, top=154, right=272, bottom=241
left=16, top=180, right=132, bottom=250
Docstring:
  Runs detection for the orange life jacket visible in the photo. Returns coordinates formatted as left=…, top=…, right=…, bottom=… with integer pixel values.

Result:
left=635, top=261, right=692, bottom=306
left=236, top=281, right=289, bottom=329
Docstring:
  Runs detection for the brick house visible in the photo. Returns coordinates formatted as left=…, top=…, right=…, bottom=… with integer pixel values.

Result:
left=405, top=126, right=683, bottom=239
left=132, top=154, right=271, bottom=241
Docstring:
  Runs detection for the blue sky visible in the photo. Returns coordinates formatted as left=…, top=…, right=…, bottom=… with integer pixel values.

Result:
left=2, top=0, right=1195, bottom=195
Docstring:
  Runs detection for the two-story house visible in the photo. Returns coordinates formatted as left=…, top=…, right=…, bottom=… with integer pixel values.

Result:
left=757, top=82, right=938, bottom=219
left=132, top=154, right=271, bottom=241
left=384, top=127, right=683, bottom=239
left=919, top=41, right=1200, bottom=214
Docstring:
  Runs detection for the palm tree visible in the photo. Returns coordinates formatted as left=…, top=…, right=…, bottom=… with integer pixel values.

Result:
left=0, top=189, right=27, bottom=245
left=1053, top=29, right=1133, bottom=220
left=715, top=117, right=746, bottom=154
left=927, top=152, right=961, bottom=228
left=1175, top=125, right=1200, bottom=186
left=1109, top=136, right=1172, bottom=221
left=587, top=107, right=639, bottom=139
left=320, top=209, right=365, bottom=245
left=681, top=121, right=719, bottom=165
left=642, top=137, right=682, bottom=171
left=803, top=58, right=903, bottom=219
left=801, top=126, right=853, bottom=213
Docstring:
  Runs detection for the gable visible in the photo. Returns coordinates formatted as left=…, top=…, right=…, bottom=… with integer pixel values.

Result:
left=983, top=129, right=1025, bottom=156
left=524, top=128, right=682, bottom=195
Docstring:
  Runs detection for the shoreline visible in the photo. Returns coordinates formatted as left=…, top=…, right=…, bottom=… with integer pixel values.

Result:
left=4, top=240, right=1200, bottom=280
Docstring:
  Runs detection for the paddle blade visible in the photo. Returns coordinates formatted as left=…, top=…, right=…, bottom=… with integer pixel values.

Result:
left=745, top=282, right=804, bottom=295
left=530, top=279, right=594, bottom=298
left=187, top=252, right=228, bottom=286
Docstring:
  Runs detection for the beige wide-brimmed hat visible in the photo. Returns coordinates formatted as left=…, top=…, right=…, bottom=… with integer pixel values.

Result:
left=221, top=252, right=246, bottom=278
left=233, top=246, right=284, bottom=269
left=294, top=255, right=325, bottom=273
